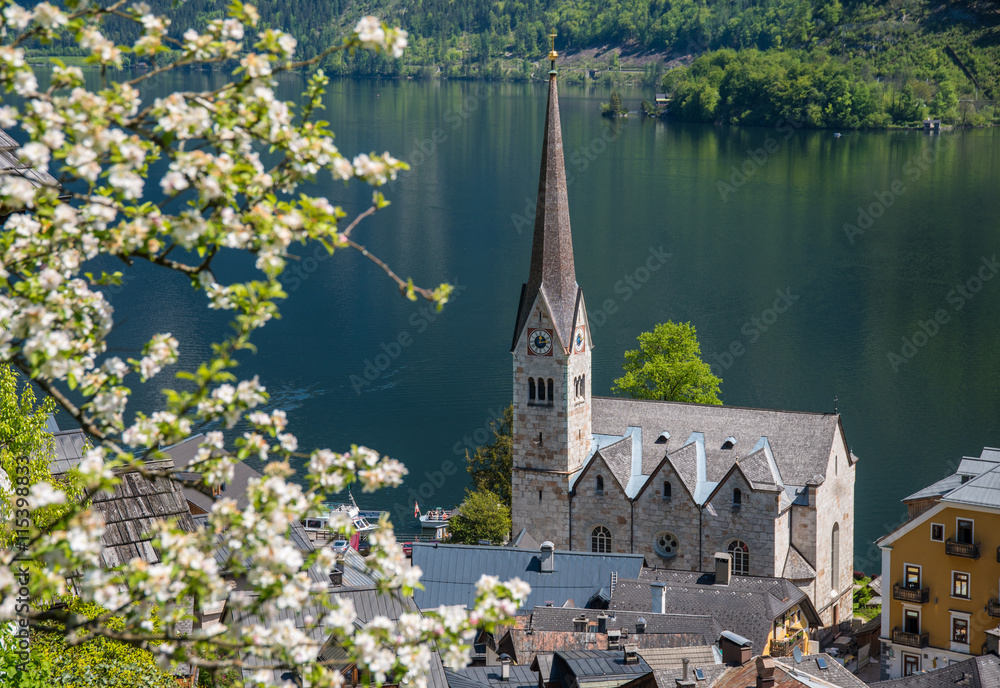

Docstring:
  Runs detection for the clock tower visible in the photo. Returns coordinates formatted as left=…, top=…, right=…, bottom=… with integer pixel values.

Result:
left=510, top=44, right=592, bottom=549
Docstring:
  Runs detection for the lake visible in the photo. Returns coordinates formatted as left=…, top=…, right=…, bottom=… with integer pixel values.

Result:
left=82, top=72, right=1000, bottom=569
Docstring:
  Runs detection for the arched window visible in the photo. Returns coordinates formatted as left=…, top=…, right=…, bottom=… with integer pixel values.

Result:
left=728, top=540, right=749, bottom=576
left=537, top=377, right=545, bottom=401
left=547, top=378, right=554, bottom=404
left=528, top=378, right=536, bottom=402
left=663, top=481, right=671, bottom=500
left=592, top=526, right=611, bottom=553
left=596, top=475, right=604, bottom=494
left=831, top=523, right=840, bottom=592
left=580, top=373, right=586, bottom=397
left=732, top=488, right=742, bottom=507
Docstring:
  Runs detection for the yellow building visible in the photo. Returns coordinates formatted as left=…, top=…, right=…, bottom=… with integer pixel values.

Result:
left=877, top=447, right=1000, bottom=679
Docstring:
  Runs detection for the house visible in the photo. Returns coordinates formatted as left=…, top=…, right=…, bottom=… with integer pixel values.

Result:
left=868, top=653, right=1000, bottom=687
left=163, top=433, right=263, bottom=512
left=508, top=51, right=856, bottom=634
left=876, top=447, right=1000, bottom=679
left=609, top=555, right=821, bottom=658
left=497, top=605, right=723, bottom=665
left=410, top=542, right=644, bottom=611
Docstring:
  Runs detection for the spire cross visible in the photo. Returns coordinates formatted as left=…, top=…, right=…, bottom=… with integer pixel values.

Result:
left=548, top=32, right=558, bottom=72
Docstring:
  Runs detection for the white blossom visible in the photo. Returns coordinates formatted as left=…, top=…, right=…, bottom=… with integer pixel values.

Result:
left=27, top=482, right=66, bottom=509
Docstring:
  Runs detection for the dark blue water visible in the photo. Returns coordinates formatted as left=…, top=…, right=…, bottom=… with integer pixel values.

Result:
left=79, top=72, right=1000, bottom=566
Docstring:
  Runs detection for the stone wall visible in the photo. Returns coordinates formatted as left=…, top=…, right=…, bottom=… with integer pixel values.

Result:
left=810, top=433, right=857, bottom=628
left=511, top=296, right=591, bottom=549
left=569, top=453, right=629, bottom=553
left=701, top=470, right=779, bottom=576
left=630, top=462, right=702, bottom=571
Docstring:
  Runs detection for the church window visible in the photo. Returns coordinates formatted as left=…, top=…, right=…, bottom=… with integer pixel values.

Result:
left=591, top=526, right=611, bottom=553
left=539, top=489, right=543, bottom=502
left=595, top=475, right=604, bottom=495
left=663, top=481, right=671, bottom=500
left=537, top=377, right=546, bottom=401
left=528, top=378, right=536, bottom=402
left=547, top=378, right=554, bottom=404
left=728, top=540, right=749, bottom=576
left=732, top=488, right=742, bottom=507
left=654, top=531, right=679, bottom=558
left=831, top=523, right=840, bottom=592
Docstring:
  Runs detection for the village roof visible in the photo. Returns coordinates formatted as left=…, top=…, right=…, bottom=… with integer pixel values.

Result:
left=547, top=649, right=652, bottom=684
left=586, top=398, right=845, bottom=505
left=525, top=606, right=722, bottom=640
left=0, top=128, right=58, bottom=189
left=613, top=571, right=818, bottom=652
left=162, top=434, right=262, bottom=510
left=636, top=645, right=718, bottom=672
left=446, top=665, right=539, bottom=688
left=903, top=473, right=964, bottom=502
left=867, top=654, right=1000, bottom=688
left=224, top=586, right=420, bottom=683
left=770, top=655, right=869, bottom=688
left=856, top=615, right=880, bottom=635
left=411, top=542, right=644, bottom=611
left=49, top=427, right=89, bottom=476
left=940, top=463, right=1000, bottom=508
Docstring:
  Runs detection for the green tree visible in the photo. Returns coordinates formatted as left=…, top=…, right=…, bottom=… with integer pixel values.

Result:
left=612, top=322, right=722, bottom=404
left=466, top=405, right=513, bottom=507
left=448, top=489, right=512, bottom=545
left=602, top=90, right=627, bottom=117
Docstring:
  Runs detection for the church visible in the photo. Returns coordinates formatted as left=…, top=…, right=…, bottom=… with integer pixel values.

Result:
left=508, top=50, right=857, bottom=631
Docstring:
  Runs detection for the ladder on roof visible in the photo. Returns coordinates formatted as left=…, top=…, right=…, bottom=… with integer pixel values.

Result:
left=611, top=571, right=618, bottom=595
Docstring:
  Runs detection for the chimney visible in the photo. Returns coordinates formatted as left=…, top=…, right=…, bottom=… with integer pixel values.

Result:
left=574, top=614, right=588, bottom=633
left=540, top=541, right=555, bottom=573
left=500, top=655, right=511, bottom=681
left=714, top=552, right=732, bottom=586
left=597, top=613, right=608, bottom=634
left=755, top=657, right=775, bottom=688
left=675, top=658, right=695, bottom=688
left=329, top=565, right=343, bottom=587
left=623, top=644, right=639, bottom=664
left=636, top=618, right=646, bottom=634
left=651, top=583, right=665, bottom=614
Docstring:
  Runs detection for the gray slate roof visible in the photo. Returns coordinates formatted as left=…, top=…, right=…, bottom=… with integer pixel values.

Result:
left=615, top=570, right=817, bottom=652
left=553, top=649, right=652, bottom=682
left=446, top=665, right=539, bottom=688
left=636, top=645, right=717, bottom=672
left=589, top=398, right=843, bottom=506
left=781, top=546, right=817, bottom=581
left=526, top=606, right=722, bottom=642
left=163, top=434, right=262, bottom=510
left=412, top=543, right=644, bottom=611
left=772, top=655, right=869, bottom=688
left=868, top=654, right=1000, bottom=688
left=49, top=428, right=88, bottom=476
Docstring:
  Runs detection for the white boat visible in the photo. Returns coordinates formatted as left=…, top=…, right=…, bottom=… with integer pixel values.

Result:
left=301, top=494, right=379, bottom=543
left=418, top=506, right=457, bottom=539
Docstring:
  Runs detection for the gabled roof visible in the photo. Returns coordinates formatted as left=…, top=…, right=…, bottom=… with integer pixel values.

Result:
left=771, top=655, right=870, bottom=688
left=511, top=71, right=583, bottom=352
left=941, top=463, right=1000, bottom=508
left=446, top=665, right=538, bottom=688
left=903, top=473, right=964, bottom=502
left=615, top=570, right=819, bottom=652
left=589, top=398, right=843, bottom=505
left=411, top=543, right=644, bottom=611
left=781, top=546, right=817, bottom=581
left=868, top=653, right=1000, bottom=688
left=526, top=606, right=722, bottom=640
left=162, top=434, right=263, bottom=510
left=551, top=649, right=652, bottom=683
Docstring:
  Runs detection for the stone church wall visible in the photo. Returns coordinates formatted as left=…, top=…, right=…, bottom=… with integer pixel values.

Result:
left=701, top=471, right=779, bottom=576
left=630, top=463, right=702, bottom=571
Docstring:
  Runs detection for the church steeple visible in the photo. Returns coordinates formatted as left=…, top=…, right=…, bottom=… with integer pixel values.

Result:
left=511, top=53, right=581, bottom=353
left=509, top=38, right=593, bottom=550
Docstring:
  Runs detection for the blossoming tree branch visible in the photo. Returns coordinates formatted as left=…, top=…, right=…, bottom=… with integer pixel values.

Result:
left=0, top=1, right=529, bottom=685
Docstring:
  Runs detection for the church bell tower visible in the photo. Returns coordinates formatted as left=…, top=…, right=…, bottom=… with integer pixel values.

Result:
left=510, top=37, right=592, bottom=549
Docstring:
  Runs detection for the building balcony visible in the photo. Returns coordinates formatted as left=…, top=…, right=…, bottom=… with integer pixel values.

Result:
left=770, top=630, right=807, bottom=658
left=893, top=628, right=929, bottom=648
left=988, top=599, right=1000, bottom=618
left=945, top=539, right=980, bottom=559
left=892, top=583, right=930, bottom=604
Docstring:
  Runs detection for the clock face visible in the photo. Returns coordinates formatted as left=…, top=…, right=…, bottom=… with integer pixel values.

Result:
left=573, top=326, right=586, bottom=354
left=527, top=328, right=553, bottom=356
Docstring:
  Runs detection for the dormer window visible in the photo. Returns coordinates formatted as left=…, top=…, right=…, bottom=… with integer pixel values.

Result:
left=655, top=432, right=670, bottom=444
left=722, top=436, right=736, bottom=450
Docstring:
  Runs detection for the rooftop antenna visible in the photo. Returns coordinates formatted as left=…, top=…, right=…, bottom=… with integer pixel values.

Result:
left=548, top=32, right=558, bottom=73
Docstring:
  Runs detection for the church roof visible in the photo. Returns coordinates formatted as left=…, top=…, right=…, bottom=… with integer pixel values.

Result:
left=590, top=398, right=845, bottom=503
left=511, top=71, right=582, bottom=352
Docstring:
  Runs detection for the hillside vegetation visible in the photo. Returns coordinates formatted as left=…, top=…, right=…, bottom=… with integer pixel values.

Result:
left=22, top=0, right=1000, bottom=126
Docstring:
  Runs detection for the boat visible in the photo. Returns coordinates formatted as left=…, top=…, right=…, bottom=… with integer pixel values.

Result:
left=300, top=493, right=379, bottom=544
left=419, top=506, right=457, bottom=539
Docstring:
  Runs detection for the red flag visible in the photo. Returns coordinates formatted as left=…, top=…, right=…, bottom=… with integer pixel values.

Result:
left=414, top=501, right=420, bottom=518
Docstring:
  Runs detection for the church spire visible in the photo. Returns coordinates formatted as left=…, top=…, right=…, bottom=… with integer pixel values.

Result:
left=511, top=38, right=581, bottom=352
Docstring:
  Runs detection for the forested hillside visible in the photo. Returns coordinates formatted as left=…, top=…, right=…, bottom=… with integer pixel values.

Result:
left=22, top=0, right=1000, bottom=126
